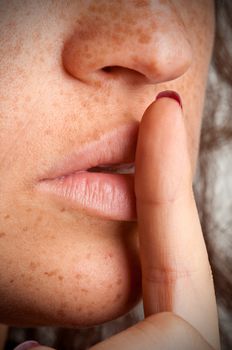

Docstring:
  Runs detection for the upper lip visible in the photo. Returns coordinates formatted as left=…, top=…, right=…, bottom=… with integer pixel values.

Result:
left=40, top=122, right=139, bottom=181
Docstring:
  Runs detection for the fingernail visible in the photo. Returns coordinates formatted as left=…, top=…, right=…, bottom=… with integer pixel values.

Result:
left=156, top=90, right=183, bottom=109
left=14, top=340, right=40, bottom=350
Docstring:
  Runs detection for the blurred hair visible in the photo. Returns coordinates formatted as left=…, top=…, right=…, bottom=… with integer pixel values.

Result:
left=194, top=0, right=232, bottom=348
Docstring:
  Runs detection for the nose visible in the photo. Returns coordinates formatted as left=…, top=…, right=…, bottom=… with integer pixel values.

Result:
left=62, top=2, right=192, bottom=85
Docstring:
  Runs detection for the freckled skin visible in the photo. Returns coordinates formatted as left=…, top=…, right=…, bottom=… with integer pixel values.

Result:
left=0, top=1, right=215, bottom=328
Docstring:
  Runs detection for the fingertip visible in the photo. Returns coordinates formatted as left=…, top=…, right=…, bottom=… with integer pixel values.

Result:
left=156, top=90, right=183, bottom=110
left=14, top=341, right=55, bottom=350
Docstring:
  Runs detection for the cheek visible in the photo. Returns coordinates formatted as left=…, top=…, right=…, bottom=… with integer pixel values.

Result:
left=0, top=203, right=141, bottom=326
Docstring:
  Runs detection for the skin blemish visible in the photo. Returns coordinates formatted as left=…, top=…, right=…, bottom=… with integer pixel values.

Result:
left=10, top=279, right=14, bottom=284
left=75, top=273, right=82, bottom=279
left=138, top=31, right=151, bottom=44
left=36, top=215, right=43, bottom=223
left=58, top=275, right=64, bottom=281
left=114, top=293, right=122, bottom=302
left=116, top=278, right=122, bottom=285
left=22, top=227, right=28, bottom=232
left=133, top=0, right=149, bottom=7
left=44, top=269, right=58, bottom=277
left=85, top=253, right=91, bottom=259
left=45, top=128, right=52, bottom=136
left=0, top=232, right=6, bottom=238
left=60, top=207, right=66, bottom=212
left=57, top=308, right=65, bottom=317
left=93, top=80, right=103, bottom=89
left=81, top=288, right=88, bottom=294
left=29, top=261, right=40, bottom=271
left=104, top=252, right=114, bottom=259
left=4, top=214, right=10, bottom=219
left=26, top=208, right=32, bottom=212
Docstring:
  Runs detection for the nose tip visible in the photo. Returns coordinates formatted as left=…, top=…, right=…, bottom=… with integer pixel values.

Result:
left=62, top=6, right=193, bottom=85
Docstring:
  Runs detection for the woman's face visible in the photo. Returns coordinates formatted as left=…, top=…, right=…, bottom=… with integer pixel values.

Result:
left=0, top=0, right=215, bottom=327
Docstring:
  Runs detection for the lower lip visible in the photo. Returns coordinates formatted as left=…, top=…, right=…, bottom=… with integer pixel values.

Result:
left=37, top=171, right=137, bottom=221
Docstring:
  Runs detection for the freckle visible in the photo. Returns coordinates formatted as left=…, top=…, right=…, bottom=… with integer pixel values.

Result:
left=81, top=288, right=88, bottom=294
left=0, top=232, right=6, bottom=238
left=22, top=227, right=28, bottom=232
left=30, top=262, right=40, bottom=271
left=85, top=253, right=91, bottom=259
left=57, top=309, right=65, bottom=317
left=60, top=207, right=66, bottom=212
left=36, top=215, right=43, bottom=222
left=108, top=284, right=113, bottom=289
left=93, top=95, right=100, bottom=103
left=77, top=307, right=82, bottom=312
left=21, top=273, right=25, bottom=278
left=25, top=95, right=31, bottom=102
left=44, top=269, right=58, bottom=277
left=10, top=279, right=14, bottom=283
left=4, top=214, right=10, bottom=219
left=75, top=273, right=82, bottom=279
left=93, top=80, right=103, bottom=89
left=45, top=128, right=52, bottom=136
left=105, top=252, right=113, bottom=259
left=58, top=275, right=64, bottom=281
left=117, top=278, right=122, bottom=285
left=138, top=32, right=151, bottom=44
left=60, top=301, right=67, bottom=308
left=114, top=293, right=122, bottom=301
left=133, top=0, right=149, bottom=7
left=85, top=52, right=92, bottom=59
left=28, top=275, right=33, bottom=281
left=26, top=208, right=32, bottom=212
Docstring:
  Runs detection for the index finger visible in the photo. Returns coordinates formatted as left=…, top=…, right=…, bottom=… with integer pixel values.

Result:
left=135, top=92, right=220, bottom=350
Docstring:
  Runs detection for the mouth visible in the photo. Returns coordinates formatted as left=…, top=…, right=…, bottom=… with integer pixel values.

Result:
left=37, top=123, right=138, bottom=221
left=87, top=162, right=135, bottom=174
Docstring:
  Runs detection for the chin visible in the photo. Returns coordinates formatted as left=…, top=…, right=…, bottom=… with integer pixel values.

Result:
left=1, top=244, right=142, bottom=329
left=47, top=258, right=142, bottom=328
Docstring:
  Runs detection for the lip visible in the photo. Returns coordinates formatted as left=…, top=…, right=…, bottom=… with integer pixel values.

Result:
left=37, top=123, right=139, bottom=221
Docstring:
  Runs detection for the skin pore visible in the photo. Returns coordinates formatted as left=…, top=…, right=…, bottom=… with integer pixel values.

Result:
left=0, top=0, right=215, bottom=332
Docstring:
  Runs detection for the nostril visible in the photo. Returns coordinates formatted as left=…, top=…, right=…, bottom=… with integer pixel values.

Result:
left=101, top=65, right=147, bottom=83
left=102, top=66, right=114, bottom=73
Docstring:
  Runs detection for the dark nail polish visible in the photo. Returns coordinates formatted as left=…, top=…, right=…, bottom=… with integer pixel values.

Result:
left=156, top=90, right=183, bottom=109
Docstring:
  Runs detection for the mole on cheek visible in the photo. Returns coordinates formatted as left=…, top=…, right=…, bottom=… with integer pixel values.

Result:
left=0, top=232, right=6, bottom=238
left=3, top=214, right=10, bottom=220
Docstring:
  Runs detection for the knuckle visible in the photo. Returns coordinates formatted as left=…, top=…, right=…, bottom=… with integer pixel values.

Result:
left=143, top=266, right=196, bottom=285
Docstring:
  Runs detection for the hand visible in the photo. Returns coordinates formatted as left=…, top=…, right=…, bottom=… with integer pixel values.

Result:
left=23, top=93, right=220, bottom=350
left=91, top=93, right=220, bottom=349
